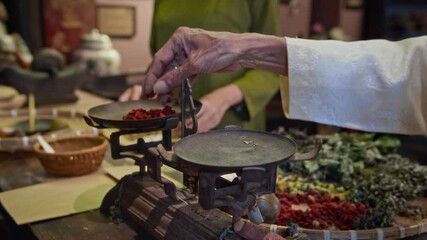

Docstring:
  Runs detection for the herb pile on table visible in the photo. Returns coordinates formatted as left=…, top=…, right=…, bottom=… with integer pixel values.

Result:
left=274, top=128, right=427, bottom=230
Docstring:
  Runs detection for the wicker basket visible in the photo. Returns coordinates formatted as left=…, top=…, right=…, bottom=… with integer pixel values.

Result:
left=34, top=135, right=108, bottom=177
left=261, top=219, right=427, bottom=240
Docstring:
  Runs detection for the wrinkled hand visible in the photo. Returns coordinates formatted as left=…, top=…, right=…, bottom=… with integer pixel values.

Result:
left=195, top=96, right=227, bottom=132
left=144, top=27, right=246, bottom=96
left=144, top=26, right=286, bottom=100
left=233, top=221, right=285, bottom=240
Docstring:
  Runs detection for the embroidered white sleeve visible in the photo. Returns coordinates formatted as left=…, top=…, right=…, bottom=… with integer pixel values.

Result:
left=286, top=36, right=427, bottom=135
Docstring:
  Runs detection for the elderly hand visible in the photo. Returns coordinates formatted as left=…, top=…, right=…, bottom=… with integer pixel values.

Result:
left=144, top=27, right=286, bottom=96
left=192, top=97, right=227, bottom=132
left=233, top=220, right=286, bottom=240
left=175, top=96, right=224, bottom=134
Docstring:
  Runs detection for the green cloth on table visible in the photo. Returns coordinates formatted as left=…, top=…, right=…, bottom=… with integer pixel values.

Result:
left=151, top=0, right=281, bottom=130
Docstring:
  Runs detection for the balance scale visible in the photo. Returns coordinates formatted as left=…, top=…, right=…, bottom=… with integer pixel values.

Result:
left=84, top=79, right=320, bottom=240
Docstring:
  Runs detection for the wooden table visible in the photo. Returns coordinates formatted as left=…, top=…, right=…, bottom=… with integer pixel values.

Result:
left=0, top=90, right=232, bottom=240
left=1, top=90, right=427, bottom=240
left=2, top=151, right=427, bottom=240
left=0, top=90, right=152, bottom=240
left=0, top=151, right=150, bottom=239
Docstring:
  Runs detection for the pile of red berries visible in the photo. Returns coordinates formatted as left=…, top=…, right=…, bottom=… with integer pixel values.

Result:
left=275, top=189, right=367, bottom=230
left=122, top=105, right=176, bottom=120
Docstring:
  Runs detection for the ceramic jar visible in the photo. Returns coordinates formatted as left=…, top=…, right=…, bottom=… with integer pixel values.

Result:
left=73, top=30, right=121, bottom=76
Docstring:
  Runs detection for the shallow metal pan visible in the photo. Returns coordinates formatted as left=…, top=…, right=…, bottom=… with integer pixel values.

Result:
left=84, top=99, right=202, bottom=129
left=172, top=128, right=320, bottom=172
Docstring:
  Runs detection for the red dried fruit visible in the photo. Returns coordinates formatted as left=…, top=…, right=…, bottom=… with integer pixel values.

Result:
left=275, top=189, right=368, bottom=230
left=122, top=106, right=176, bottom=120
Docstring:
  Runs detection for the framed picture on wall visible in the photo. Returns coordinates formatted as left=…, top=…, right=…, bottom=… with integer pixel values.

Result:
left=96, top=5, right=135, bottom=38
left=346, top=0, right=364, bottom=9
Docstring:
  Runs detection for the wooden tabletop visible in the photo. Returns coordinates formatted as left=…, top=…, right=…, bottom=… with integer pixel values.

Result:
left=0, top=150, right=154, bottom=240
left=1, top=90, right=426, bottom=240
left=0, top=90, right=150, bottom=240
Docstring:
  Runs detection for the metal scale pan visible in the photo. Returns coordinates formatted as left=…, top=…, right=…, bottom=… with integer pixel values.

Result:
left=84, top=99, right=202, bottom=130
left=172, top=128, right=320, bottom=173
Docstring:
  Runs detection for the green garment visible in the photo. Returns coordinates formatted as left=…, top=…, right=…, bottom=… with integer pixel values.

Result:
left=151, top=0, right=281, bottom=130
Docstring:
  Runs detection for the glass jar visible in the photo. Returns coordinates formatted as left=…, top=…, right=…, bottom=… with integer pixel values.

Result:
left=73, top=29, right=121, bottom=76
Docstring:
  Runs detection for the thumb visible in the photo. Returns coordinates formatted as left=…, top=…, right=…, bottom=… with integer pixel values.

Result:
left=153, top=61, right=195, bottom=94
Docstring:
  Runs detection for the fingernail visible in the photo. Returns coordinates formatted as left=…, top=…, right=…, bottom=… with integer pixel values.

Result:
left=153, top=81, right=168, bottom=94
left=233, top=221, right=244, bottom=232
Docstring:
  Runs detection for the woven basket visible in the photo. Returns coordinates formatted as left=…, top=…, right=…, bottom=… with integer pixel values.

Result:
left=34, top=135, right=108, bottom=177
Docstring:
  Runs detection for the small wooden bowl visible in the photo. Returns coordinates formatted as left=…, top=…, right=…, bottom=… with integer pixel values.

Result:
left=34, top=135, right=108, bottom=177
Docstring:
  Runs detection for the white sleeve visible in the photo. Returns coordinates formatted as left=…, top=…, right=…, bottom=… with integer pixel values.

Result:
left=285, top=36, right=427, bottom=135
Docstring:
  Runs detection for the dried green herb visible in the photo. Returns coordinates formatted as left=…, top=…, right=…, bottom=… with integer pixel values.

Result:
left=274, top=129, right=427, bottom=229
left=349, top=158, right=427, bottom=228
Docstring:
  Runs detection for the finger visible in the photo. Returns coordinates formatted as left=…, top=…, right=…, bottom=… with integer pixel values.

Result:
left=173, top=129, right=182, bottom=140
left=184, top=118, right=193, bottom=130
left=192, top=104, right=207, bottom=132
left=153, top=60, right=195, bottom=94
left=174, top=124, right=182, bottom=137
left=158, top=93, right=172, bottom=104
left=144, top=53, right=177, bottom=95
left=145, top=62, right=171, bottom=95
left=118, top=88, right=132, bottom=102
left=192, top=112, right=211, bottom=133
left=180, top=111, right=206, bottom=132
left=175, top=121, right=191, bottom=137
left=130, top=85, right=143, bottom=100
left=144, top=29, right=189, bottom=95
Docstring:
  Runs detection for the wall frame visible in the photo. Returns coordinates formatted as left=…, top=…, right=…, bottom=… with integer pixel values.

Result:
left=96, top=5, right=135, bottom=38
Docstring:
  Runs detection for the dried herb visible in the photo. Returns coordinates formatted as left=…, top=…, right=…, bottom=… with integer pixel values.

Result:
left=348, top=158, right=427, bottom=228
left=274, top=128, right=427, bottom=229
left=277, top=130, right=401, bottom=185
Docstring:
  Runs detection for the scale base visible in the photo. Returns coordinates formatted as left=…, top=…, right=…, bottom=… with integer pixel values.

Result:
left=100, top=174, right=244, bottom=240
